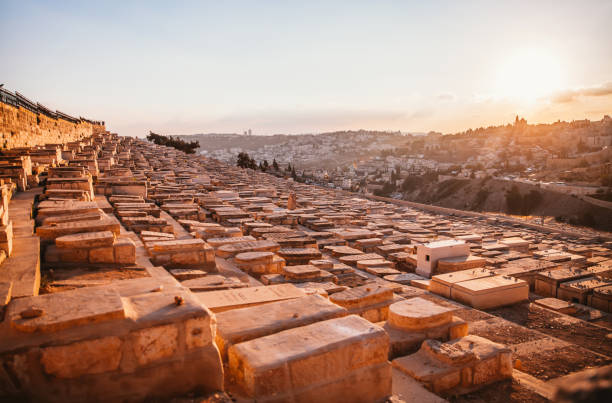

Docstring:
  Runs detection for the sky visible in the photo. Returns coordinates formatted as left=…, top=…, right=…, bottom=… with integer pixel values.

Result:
left=1, top=0, right=611, bottom=137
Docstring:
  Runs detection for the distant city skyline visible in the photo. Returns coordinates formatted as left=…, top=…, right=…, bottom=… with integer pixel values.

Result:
left=1, top=0, right=611, bottom=137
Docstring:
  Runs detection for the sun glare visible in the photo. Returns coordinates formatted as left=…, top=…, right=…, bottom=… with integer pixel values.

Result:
left=495, top=48, right=563, bottom=103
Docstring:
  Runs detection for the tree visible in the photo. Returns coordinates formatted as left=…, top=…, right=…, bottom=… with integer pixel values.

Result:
left=272, top=159, right=279, bottom=171
left=401, top=176, right=421, bottom=192
left=505, top=186, right=543, bottom=215
left=236, top=152, right=251, bottom=168
left=147, top=131, right=199, bottom=154
left=505, top=185, right=523, bottom=214
left=374, top=181, right=396, bottom=197
left=291, top=166, right=297, bottom=180
left=286, top=163, right=292, bottom=172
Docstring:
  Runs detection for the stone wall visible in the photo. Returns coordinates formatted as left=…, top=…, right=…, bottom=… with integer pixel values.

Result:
left=0, top=102, right=105, bottom=149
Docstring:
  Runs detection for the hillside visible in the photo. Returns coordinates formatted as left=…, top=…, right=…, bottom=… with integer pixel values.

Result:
left=403, top=177, right=612, bottom=231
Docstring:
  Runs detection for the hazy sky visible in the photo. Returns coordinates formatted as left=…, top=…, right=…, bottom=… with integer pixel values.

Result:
left=1, top=0, right=611, bottom=137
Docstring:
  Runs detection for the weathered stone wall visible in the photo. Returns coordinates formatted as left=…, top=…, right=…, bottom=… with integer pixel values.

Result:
left=0, top=103, right=105, bottom=149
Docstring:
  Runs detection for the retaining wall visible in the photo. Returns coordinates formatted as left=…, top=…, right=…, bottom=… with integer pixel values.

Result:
left=0, top=102, right=105, bottom=149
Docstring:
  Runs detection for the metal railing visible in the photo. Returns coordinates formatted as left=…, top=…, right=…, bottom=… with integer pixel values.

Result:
left=0, top=85, right=104, bottom=126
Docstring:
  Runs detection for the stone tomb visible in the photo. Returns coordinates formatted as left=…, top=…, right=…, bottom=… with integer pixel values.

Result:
left=590, top=284, right=612, bottom=312
left=7, top=286, right=125, bottom=333
left=215, top=240, right=280, bottom=258
left=215, top=294, right=347, bottom=360
left=45, top=230, right=136, bottom=266
left=181, top=275, right=247, bottom=292
left=146, top=238, right=216, bottom=271
left=450, top=275, right=529, bottom=309
left=436, top=255, right=486, bottom=274
left=381, top=297, right=468, bottom=359
left=36, top=215, right=121, bottom=243
left=534, top=267, right=592, bottom=298
left=384, top=273, right=425, bottom=285
left=277, top=247, right=323, bottom=266
left=392, top=335, right=512, bottom=396
left=227, top=315, right=391, bottom=402
left=493, top=257, right=559, bottom=290
left=339, top=252, right=384, bottom=266
left=196, top=283, right=306, bottom=313
left=557, top=276, right=611, bottom=305
left=430, top=268, right=495, bottom=299
left=234, top=251, right=285, bottom=275
left=1, top=283, right=223, bottom=402
left=330, top=283, right=398, bottom=322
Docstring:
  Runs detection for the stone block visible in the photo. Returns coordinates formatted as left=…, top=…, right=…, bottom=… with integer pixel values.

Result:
left=7, top=287, right=124, bottom=333
left=197, top=283, right=307, bottom=313
left=44, top=245, right=89, bottom=263
left=132, top=324, right=178, bottom=366
left=393, top=335, right=512, bottom=395
left=40, top=336, right=122, bottom=378
left=89, top=246, right=115, bottom=263
left=430, top=268, right=495, bottom=299
left=227, top=315, right=390, bottom=402
left=56, top=230, right=115, bottom=249
left=451, top=275, right=529, bottom=309
left=36, top=217, right=120, bottom=242
left=330, top=283, right=394, bottom=311
left=215, top=294, right=347, bottom=360
left=388, top=297, right=456, bottom=331
left=185, top=317, right=214, bottom=349
left=170, top=268, right=207, bottom=281
left=114, top=237, right=136, bottom=264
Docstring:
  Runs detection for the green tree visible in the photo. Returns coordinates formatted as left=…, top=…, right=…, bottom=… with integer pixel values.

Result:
left=505, top=185, right=523, bottom=214
left=236, top=152, right=251, bottom=168
left=147, top=131, right=200, bottom=154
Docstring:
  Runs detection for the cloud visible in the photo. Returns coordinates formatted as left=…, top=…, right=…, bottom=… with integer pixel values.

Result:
left=551, top=82, right=612, bottom=103
left=436, top=92, right=456, bottom=102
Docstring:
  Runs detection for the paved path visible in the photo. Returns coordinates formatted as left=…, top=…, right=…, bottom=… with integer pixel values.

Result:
left=4, top=187, right=41, bottom=298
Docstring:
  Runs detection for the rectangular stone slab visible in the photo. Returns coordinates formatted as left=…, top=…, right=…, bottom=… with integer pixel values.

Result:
left=196, top=283, right=306, bottom=313
left=430, top=268, right=495, bottom=298
left=7, top=287, right=125, bottom=333
left=37, top=201, right=100, bottom=217
left=282, top=264, right=321, bottom=280
left=339, top=253, right=384, bottom=265
left=451, top=276, right=529, bottom=309
left=151, top=238, right=206, bottom=252
left=228, top=315, right=390, bottom=401
left=215, top=240, right=280, bottom=258
left=36, top=217, right=120, bottom=241
left=55, top=231, right=115, bottom=249
left=215, top=294, right=347, bottom=360
left=330, top=284, right=394, bottom=310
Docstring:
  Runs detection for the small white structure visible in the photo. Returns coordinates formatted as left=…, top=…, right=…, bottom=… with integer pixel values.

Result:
left=416, top=240, right=470, bottom=278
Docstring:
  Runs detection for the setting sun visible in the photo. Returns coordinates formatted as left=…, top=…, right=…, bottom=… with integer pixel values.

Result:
left=496, top=48, right=564, bottom=103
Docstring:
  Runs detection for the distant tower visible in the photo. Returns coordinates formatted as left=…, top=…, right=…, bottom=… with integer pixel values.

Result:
left=248, top=129, right=252, bottom=136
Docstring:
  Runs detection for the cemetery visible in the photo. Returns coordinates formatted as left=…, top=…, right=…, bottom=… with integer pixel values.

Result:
left=1, top=97, right=611, bottom=402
